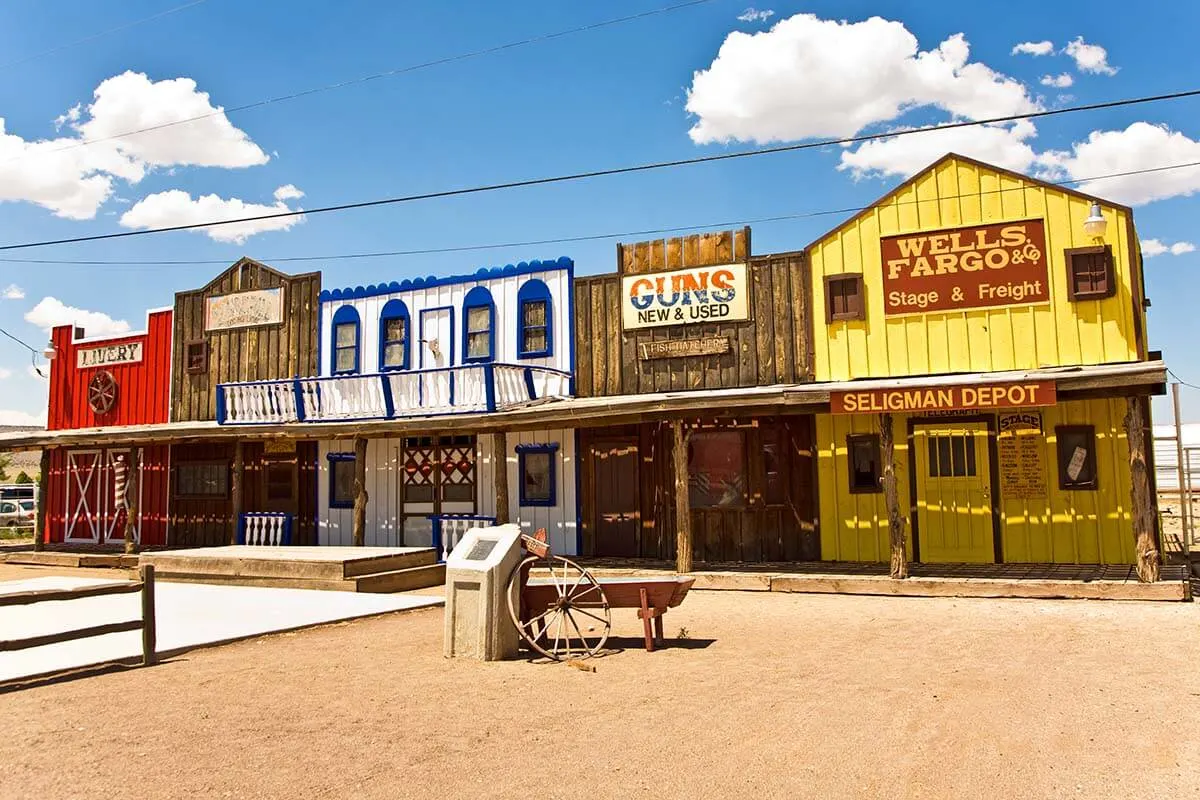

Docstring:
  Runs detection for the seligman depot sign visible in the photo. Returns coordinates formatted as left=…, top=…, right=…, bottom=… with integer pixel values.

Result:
left=621, top=263, right=749, bottom=330
left=881, top=219, right=1049, bottom=316
left=832, top=381, right=1056, bottom=414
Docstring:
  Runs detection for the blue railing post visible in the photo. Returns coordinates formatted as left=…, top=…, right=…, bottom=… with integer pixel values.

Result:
left=484, top=364, right=496, bottom=411
left=523, top=367, right=537, bottom=401
left=449, top=369, right=456, bottom=408
left=216, top=385, right=227, bottom=424
left=429, top=515, right=443, bottom=560
left=380, top=373, right=395, bottom=419
left=293, top=376, right=306, bottom=421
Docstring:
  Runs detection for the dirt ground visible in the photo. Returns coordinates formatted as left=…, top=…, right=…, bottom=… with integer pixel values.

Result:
left=2, top=583, right=1199, bottom=800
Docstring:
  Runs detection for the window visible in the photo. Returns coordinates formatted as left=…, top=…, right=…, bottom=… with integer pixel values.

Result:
left=516, top=279, right=553, bottom=358
left=1056, top=425, right=1098, bottom=490
left=401, top=435, right=477, bottom=503
left=185, top=340, right=208, bottom=374
left=265, top=460, right=294, bottom=503
left=328, top=454, right=356, bottom=508
left=825, top=274, right=865, bottom=322
left=1066, top=246, right=1115, bottom=301
left=517, top=443, right=559, bottom=506
left=462, top=286, right=494, bottom=362
left=379, top=299, right=410, bottom=371
left=926, top=434, right=977, bottom=478
left=688, top=431, right=746, bottom=508
left=761, top=424, right=787, bottom=505
left=847, top=434, right=882, bottom=493
left=331, top=305, right=360, bottom=374
left=175, top=462, right=229, bottom=498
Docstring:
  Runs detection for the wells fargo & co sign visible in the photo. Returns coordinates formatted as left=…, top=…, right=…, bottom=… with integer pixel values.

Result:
left=832, top=381, right=1056, bottom=414
left=621, top=263, right=749, bottom=330
left=881, top=219, right=1049, bottom=316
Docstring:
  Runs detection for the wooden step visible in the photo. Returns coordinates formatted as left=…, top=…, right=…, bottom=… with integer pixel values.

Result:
left=141, top=546, right=438, bottom=581
left=353, top=563, right=446, bottom=593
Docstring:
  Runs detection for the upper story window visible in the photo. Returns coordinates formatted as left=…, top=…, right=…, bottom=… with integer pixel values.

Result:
left=824, top=274, right=865, bottom=322
left=379, top=299, right=410, bottom=371
left=462, top=286, right=495, bottom=363
left=331, top=305, right=360, bottom=374
left=1065, top=245, right=1116, bottom=301
left=517, top=278, right=553, bottom=358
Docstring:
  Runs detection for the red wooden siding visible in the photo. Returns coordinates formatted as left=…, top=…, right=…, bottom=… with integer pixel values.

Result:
left=43, top=445, right=170, bottom=547
left=48, top=309, right=173, bottom=431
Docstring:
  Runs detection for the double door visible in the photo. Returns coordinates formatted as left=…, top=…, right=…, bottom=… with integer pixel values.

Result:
left=399, top=434, right=477, bottom=547
left=64, top=448, right=141, bottom=544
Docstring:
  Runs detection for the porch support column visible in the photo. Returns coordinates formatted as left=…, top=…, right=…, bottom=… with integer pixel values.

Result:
left=880, top=413, right=908, bottom=579
left=1125, top=396, right=1160, bottom=582
left=671, top=420, right=693, bottom=574
left=124, top=448, right=140, bottom=555
left=230, top=440, right=244, bottom=546
left=353, top=437, right=368, bottom=547
left=34, top=448, right=49, bottom=551
left=492, top=432, right=509, bottom=525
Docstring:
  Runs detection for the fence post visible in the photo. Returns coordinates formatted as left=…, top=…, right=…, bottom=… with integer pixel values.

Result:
left=140, top=564, right=157, bottom=666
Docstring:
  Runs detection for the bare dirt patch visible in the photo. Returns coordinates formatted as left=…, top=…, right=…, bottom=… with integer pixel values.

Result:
left=1, top=591, right=1198, bottom=799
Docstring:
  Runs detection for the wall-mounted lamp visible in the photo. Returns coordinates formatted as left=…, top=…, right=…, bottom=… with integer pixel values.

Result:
left=41, top=342, right=56, bottom=361
left=1083, top=201, right=1107, bottom=238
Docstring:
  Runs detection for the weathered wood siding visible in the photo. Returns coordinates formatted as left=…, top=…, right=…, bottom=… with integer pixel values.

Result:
left=170, top=258, right=320, bottom=422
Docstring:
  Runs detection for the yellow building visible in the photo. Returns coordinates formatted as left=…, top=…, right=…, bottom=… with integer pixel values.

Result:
left=808, top=154, right=1163, bottom=575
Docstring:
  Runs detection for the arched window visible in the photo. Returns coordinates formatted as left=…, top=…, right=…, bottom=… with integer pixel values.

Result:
left=331, top=305, right=360, bottom=374
left=379, top=299, right=410, bottom=371
left=516, top=278, right=553, bottom=358
left=462, top=285, right=495, bottom=363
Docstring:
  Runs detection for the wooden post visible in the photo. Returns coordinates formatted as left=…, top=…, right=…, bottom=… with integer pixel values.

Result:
left=352, top=437, right=368, bottom=547
left=880, top=413, right=908, bottom=579
left=34, top=448, right=49, bottom=551
left=492, top=431, right=509, bottom=525
left=140, top=564, right=157, bottom=666
left=1173, top=383, right=1190, bottom=546
left=671, top=420, right=693, bottom=574
left=124, top=448, right=140, bottom=555
left=1125, top=396, right=1160, bottom=583
left=230, top=440, right=244, bottom=546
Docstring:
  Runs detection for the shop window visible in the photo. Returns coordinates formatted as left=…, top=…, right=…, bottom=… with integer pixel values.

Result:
left=379, top=299, right=410, bottom=371
left=825, top=274, right=865, bottom=323
left=517, top=443, right=558, bottom=506
left=847, top=434, right=882, bottom=493
left=927, top=434, right=977, bottom=478
left=265, top=460, right=295, bottom=503
left=462, top=286, right=495, bottom=363
left=1065, top=246, right=1115, bottom=301
left=761, top=425, right=787, bottom=505
left=1056, top=425, right=1098, bottom=490
left=328, top=454, right=356, bottom=508
left=517, top=279, right=553, bottom=358
left=331, top=305, right=361, bottom=374
left=688, top=431, right=746, bottom=508
left=175, top=461, right=229, bottom=498
left=185, top=340, right=208, bottom=374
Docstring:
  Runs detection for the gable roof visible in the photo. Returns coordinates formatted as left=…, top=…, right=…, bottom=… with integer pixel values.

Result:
left=178, top=256, right=320, bottom=296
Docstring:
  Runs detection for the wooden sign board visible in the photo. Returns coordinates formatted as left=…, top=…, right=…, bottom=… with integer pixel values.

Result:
left=638, top=336, right=731, bottom=360
left=77, top=341, right=143, bottom=369
left=263, top=440, right=297, bottom=454
left=998, top=411, right=1046, bottom=500
left=205, top=287, right=284, bottom=331
left=881, top=219, right=1049, bottom=316
left=622, top=264, right=749, bottom=330
left=832, top=381, right=1056, bottom=414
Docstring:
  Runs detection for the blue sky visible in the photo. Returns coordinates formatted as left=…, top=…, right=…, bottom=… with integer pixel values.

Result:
left=0, top=0, right=1197, bottom=423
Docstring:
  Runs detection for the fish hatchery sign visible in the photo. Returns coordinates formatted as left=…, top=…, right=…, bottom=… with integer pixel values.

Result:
left=76, top=341, right=142, bottom=369
left=622, top=263, right=749, bottom=330
left=832, top=381, right=1056, bottom=414
left=205, top=287, right=284, bottom=331
left=881, top=219, right=1049, bottom=316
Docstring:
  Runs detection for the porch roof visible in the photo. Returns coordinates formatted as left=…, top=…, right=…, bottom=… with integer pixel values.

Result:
left=0, top=360, right=1165, bottom=451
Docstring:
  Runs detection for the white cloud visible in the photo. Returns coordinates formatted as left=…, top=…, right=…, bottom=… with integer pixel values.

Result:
left=0, top=408, right=46, bottom=426
left=737, top=8, right=774, bottom=23
left=1064, top=36, right=1117, bottom=75
left=2, top=284, right=24, bottom=300
left=1011, top=40, right=1054, bottom=56
left=840, top=118, right=1040, bottom=179
left=273, top=184, right=304, bottom=202
left=685, top=14, right=1039, bottom=145
left=120, top=185, right=305, bottom=244
left=0, top=368, right=11, bottom=379
left=24, top=297, right=130, bottom=338
left=1040, top=73, right=1074, bottom=88
left=1142, top=239, right=1196, bottom=257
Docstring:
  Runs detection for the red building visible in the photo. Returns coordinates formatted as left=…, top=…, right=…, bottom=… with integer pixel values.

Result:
left=42, top=309, right=173, bottom=547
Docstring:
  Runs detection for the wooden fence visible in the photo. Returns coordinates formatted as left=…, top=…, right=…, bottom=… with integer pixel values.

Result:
left=0, top=565, right=157, bottom=666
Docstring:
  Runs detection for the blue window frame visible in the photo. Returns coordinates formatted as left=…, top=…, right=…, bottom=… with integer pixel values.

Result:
left=516, top=279, right=553, bottom=358
left=379, top=298, right=410, bottom=371
left=331, top=305, right=361, bottom=374
left=517, top=443, right=559, bottom=507
left=462, top=285, right=495, bottom=363
left=327, top=453, right=356, bottom=509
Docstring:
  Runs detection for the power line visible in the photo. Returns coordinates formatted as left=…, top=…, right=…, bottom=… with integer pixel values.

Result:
left=0, top=0, right=211, bottom=71
left=3, top=157, right=1198, bottom=268
left=4, top=0, right=717, bottom=165
left=0, top=327, right=38, bottom=355
left=1169, top=369, right=1200, bottom=392
left=3, top=87, right=1200, bottom=253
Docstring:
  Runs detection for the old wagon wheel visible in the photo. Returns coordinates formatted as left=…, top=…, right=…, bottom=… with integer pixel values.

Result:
left=88, top=370, right=118, bottom=415
left=506, top=554, right=611, bottom=661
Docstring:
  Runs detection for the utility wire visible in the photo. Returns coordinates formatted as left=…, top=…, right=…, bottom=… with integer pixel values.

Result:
left=1169, top=369, right=1200, bottom=392
left=3, top=157, right=1198, bottom=267
left=3, top=87, right=1200, bottom=253
left=0, top=327, right=46, bottom=377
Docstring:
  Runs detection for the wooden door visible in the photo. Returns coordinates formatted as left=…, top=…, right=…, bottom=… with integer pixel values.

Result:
left=262, top=456, right=297, bottom=514
left=913, top=423, right=996, bottom=563
left=591, top=441, right=640, bottom=557
left=65, top=450, right=102, bottom=543
left=419, top=308, right=453, bottom=369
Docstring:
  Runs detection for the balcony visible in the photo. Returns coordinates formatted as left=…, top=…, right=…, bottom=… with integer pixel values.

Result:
left=216, top=364, right=572, bottom=425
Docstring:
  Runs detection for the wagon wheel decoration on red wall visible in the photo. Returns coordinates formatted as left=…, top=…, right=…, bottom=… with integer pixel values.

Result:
left=88, top=370, right=119, bottom=416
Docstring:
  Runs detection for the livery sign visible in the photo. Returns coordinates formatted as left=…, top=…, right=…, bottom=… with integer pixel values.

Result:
left=621, top=263, right=749, bottom=331
left=76, top=341, right=143, bottom=369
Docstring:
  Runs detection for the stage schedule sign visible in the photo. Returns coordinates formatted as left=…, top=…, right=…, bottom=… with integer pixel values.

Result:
left=998, top=411, right=1046, bottom=500
left=205, top=287, right=284, bottom=331
left=832, top=381, right=1056, bottom=414
left=622, top=263, right=749, bottom=330
left=881, top=219, right=1049, bottom=316
left=76, top=341, right=142, bottom=369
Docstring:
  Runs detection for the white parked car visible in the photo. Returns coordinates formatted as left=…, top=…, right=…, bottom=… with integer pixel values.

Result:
left=0, top=499, right=34, bottom=527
